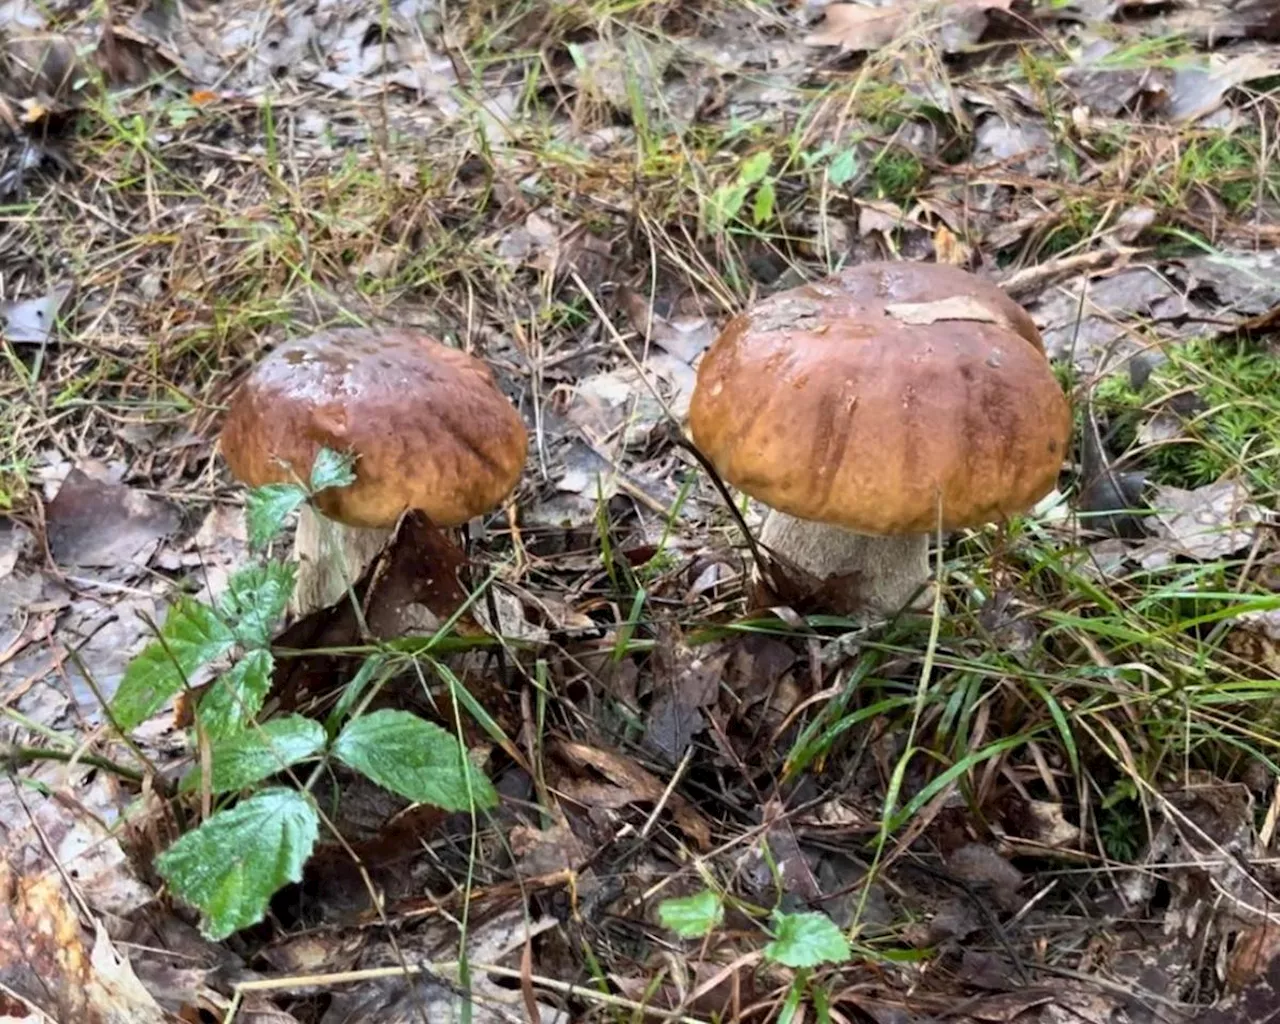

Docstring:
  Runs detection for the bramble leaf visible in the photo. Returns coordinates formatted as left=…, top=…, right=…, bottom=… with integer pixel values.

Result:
left=245, top=483, right=306, bottom=549
left=112, top=599, right=235, bottom=731
left=333, top=709, right=498, bottom=812
left=156, top=788, right=318, bottom=940
left=180, top=715, right=324, bottom=794
left=197, top=648, right=275, bottom=740
left=310, top=447, right=356, bottom=493
left=218, top=561, right=296, bottom=648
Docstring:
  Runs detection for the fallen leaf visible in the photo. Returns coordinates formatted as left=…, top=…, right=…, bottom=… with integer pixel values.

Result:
left=555, top=740, right=711, bottom=849
left=1141, top=479, right=1266, bottom=567
left=946, top=843, right=1025, bottom=912
left=804, top=0, right=1015, bottom=55
left=0, top=867, right=166, bottom=1023
left=643, top=629, right=727, bottom=764
left=45, top=468, right=180, bottom=576
left=316, top=909, right=566, bottom=1024
left=0, top=283, right=70, bottom=345
left=1223, top=609, right=1280, bottom=678
left=885, top=294, right=1017, bottom=332
left=621, top=287, right=718, bottom=366
left=509, top=814, right=590, bottom=876
left=0, top=33, right=87, bottom=105
left=803, top=4, right=902, bottom=51
left=1161, top=52, right=1280, bottom=124
left=1022, top=800, right=1081, bottom=850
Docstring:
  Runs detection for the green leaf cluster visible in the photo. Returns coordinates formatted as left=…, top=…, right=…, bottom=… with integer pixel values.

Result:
left=109, top=447, right=498, bottom=940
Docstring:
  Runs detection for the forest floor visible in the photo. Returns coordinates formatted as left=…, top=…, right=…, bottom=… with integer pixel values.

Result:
left=4, top=0, right=1280, bottom=1022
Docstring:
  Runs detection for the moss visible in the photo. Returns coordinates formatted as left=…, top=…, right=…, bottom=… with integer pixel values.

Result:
left=1095, top=338, right=1280, bottom=499
left=870, top=146, right=926, bottom=202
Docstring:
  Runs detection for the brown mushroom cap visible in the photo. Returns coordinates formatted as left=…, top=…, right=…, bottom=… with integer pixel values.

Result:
left=220, top=328, right=527, bottom=529
left=831, top=261, right=1044, bottom=353
left=689, top=270, right=1071, bottom=535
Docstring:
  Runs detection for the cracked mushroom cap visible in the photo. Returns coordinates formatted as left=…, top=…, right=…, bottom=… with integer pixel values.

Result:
left=689, top=266, right=1071, bottom=535
left=220, top=328, right=527, bottom=528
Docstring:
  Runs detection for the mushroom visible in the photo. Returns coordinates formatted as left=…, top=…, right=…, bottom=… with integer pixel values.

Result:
left=220, top=328, right=528, bottom=616
left=688, top=261, right=1071, bottom=616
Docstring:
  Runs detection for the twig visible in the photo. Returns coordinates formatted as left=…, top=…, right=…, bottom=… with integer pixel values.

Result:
left=1, top=743, right=145, bottom=784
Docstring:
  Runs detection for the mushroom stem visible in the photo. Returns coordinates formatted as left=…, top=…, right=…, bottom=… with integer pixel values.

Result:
left=758, top=510, right=931, bottom=615
left=290, top=504, right=392, bottom=617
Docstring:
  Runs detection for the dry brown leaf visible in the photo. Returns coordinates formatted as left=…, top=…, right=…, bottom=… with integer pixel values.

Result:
left=1223, top=609, right=1280, bottom=678
left=555, top=740, right=711, bottom=849
left=509, top=814, right=590, bottom=876
left=885, top=294, right=1017, bottom=332
left=45, top=468, right=180, bottom=576
left=1022, top=800, right=1081, bottom=849
left=803, top=4, right=901, bottom=51
left=804, top=0, right=1014, bottom=54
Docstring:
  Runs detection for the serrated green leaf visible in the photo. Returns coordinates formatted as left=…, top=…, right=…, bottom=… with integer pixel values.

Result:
left=753, top=178, right=776, bottom=225
left=218, top=561, right=296, bottom=648
left=112, top=599, right=236, bottom=731
left=828, top=148, right=858, bottom=186
left=333, top=710, right=498, bottom=812
left=245, top=483, right=306, bottom=549
left=156, top=788, right=318, bottom=940
left=180, top=715, right=324, bottom=794
left=764, top=911, right=851, bottom=968
left=658, top=889, right=723, bottom=938
left=739, top=150, right=772, bottom=186
left=310, top=447, right=356, bottom=493
left=197, top=649, right=275, bottom=740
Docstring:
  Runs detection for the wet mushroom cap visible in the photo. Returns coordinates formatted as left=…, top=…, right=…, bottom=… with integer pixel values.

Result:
left=220, top=328, right=528, bottom=529
left=689, top=274, right=1071, bottom=536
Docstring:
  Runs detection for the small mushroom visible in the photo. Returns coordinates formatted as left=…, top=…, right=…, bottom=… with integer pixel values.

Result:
left=689, top=261, right=1071, bottom=616
left=219, top=328, right=527, bottom=616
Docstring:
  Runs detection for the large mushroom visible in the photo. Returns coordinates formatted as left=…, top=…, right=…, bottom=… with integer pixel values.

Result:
left=689, top=261, right=1071, bottom=616
left=220, top=328, right=528, bottom=616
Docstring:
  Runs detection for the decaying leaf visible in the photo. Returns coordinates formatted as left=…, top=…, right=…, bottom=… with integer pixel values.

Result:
left=510, top=814, right=590, bottom=877
left=1223, top=609, right=1280, bottom=678
left=0, top=870, right=166, bottom=1023
left=621, top=287, right=717, bottom=366
left=1161, top=52, right=1280, bottom=123
left=315, top=909, right=566, bottom=1023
